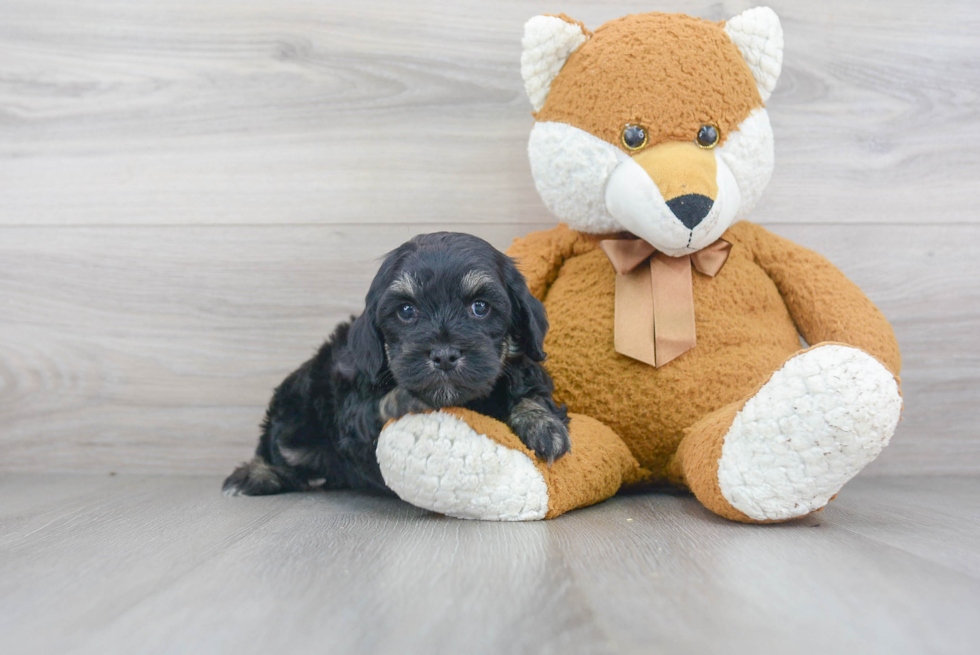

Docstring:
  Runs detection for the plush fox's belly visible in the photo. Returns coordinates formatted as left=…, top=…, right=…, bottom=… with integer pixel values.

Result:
left=541, top=241, right=802, bottom=479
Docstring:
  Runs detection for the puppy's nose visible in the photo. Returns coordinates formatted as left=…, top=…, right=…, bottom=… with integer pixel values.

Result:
left=429, top=347, right=461, bottom=371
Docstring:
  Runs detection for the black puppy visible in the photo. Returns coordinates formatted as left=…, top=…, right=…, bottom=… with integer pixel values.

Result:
left=223, top=232, right=570, bottom=497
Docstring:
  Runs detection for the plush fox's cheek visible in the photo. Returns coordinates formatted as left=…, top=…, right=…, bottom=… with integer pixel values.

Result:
left=715, top=107, right=775, bottom=221
left=527, top=108, right=774, bottom=251
left=527, top=121, right=628, bottom=235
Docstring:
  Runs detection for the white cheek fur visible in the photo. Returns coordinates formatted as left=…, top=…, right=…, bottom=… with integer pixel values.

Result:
left=528, top=121, right=626, bottom=234
left=603, top=157, right=691, bottom=254
left=717, top=107, right=775, bottom=221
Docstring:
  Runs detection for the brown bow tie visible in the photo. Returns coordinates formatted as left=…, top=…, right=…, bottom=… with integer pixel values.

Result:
left=599, top=237, right=732, bottom=367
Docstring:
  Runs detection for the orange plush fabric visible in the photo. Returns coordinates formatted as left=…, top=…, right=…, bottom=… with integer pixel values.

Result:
left=442, top=408, right=646, bottom=519
left=535, top=13, right=762, bottom=151
left=514, top=222, right=811, bottom=478
left=667, top=396, right=754, bottom=522
left=741, top=223, right=903, bottom=375
left=507, top=221, right=902, bottom=487
left=390, top=9, right=902, bottom=524
left=662, top=342, right=902, bottom=524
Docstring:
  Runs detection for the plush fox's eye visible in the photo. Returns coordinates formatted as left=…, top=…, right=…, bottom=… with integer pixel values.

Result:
left=696, top=124, right=720, bottom=149
left=621, top=124, right=648, bottom=151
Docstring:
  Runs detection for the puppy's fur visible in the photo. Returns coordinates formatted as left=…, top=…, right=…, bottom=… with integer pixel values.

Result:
left=223, top=232, right=570, bottom=497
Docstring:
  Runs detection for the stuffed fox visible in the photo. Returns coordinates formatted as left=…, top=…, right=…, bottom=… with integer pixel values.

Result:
left=375, top=7, right=903, bottom=523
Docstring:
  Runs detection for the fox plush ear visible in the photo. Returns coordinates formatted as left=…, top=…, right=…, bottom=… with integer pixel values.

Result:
left=724, top=7, right=784, bottom=102
left=521, top=15, right=589, bottom=112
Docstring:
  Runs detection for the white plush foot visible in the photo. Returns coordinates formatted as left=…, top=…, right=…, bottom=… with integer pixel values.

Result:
left=376, top=411, right=549, bottom=521
left=717, top=345, right=902, bottom=521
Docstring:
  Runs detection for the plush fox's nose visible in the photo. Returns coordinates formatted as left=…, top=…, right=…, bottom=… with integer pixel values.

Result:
left=666, top=194, right=714, bottom=229
left=430, top=347, right=461, bottom=371
left=631, top=141, right=717, bottom=230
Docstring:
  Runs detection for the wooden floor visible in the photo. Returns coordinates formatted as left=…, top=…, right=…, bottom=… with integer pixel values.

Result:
left=1, top=474, right=977, bottom=655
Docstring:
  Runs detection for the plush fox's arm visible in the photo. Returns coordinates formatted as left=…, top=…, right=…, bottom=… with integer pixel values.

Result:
left=733, top=222, right=902, bottom=375
left=505, top=224, right=599, bottom=301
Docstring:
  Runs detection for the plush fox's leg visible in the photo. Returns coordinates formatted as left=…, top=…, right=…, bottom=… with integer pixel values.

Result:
left=668, top=343, right=902, bottom=523
left=377, top=409, right=644, bottom=520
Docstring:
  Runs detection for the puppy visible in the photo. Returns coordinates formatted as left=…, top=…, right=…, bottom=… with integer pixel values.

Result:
left=223, top=232, right=570, bottom=497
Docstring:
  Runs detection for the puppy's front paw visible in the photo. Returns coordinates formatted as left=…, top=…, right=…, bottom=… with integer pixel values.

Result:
left=508, top=399, right=571, bottom=464
left=379, top=387, right=433, bottom=422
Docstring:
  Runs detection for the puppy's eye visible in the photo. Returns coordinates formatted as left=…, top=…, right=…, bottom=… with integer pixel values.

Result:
left=621, top=124, right=648, bottom=151
left=396, top=303, right=416, bottom=322
left=696, top=124, right=720, bottom=149
left=470, top=300, right=490, bottom=318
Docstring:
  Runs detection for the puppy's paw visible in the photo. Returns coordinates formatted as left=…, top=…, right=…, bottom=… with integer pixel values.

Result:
left=508, top=399, right=571, bottom=464
left=379, top=387, right=433, bottom=422
left=222, top=457, right=295, bottom=497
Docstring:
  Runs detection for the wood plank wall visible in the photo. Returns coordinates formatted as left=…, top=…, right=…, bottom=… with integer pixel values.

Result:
left=1, top=0, right=978, bottom=475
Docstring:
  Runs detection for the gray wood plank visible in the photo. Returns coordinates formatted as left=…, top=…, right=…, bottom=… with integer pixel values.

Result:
left=550, top=478, right=980, bottom=655
left=0, top=475, right=612, bottom=655
left=0, top=222, right=540, bottom=473
left=768, top=224, right=980, bottom=476
left=0, top=474, right=977, bottom=655
left=0, top=0, right=977, bottom=226
left=1, top=222, right=977, bottom=475
left=828, top=476, right=980, bottom=578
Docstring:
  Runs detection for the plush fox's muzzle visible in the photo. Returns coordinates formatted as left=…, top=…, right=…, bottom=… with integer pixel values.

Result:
left=631, top=142, right=718, bottom=230
left=604, top=136, right=740, bottom=257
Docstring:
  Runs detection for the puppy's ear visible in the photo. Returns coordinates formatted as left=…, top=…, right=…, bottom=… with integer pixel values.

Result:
left=503, top=257, right=549, bottom=362
left=344, top=309, right=385, bottom=380
left=338, top=244, right=413, bottom=381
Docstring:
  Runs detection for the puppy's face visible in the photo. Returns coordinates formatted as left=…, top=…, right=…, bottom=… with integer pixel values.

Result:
left=379, top=263, right=510, bottom=406
left=343, top=233, right=548, bottom=408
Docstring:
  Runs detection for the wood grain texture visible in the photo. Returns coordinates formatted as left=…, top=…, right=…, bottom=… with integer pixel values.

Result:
left=0, top=223, right=977, bottom=475
left=0, top=0, right=977, bottom=476
left=0, top=0, right=978, bottom=226
left=0, top=222, right=547, bottom=472
left=0, top=474, right=977, bottom=654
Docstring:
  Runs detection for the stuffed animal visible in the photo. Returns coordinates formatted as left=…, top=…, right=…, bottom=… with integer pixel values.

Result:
left=375, top=7, right=903, bottom=523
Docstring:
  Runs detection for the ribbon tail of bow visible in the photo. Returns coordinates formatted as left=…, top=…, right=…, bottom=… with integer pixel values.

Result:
left=649, top=254, right=697, bottom=367
left=602, top=238, right=731, bottom=368
left=612, top=265, right=658, bottom=367
left=611, top=254, right=696, bottom=368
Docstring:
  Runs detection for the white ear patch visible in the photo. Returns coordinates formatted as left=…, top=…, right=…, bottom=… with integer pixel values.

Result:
left=724, top=6, right=784, bottom=102
left=521, top=15, right=589, bottom=112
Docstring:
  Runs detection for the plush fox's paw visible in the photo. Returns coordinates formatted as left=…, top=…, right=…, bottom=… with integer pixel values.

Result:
left=717, top=344, right=902, bottom=521
left=376, top=411, right=549, bottom=521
